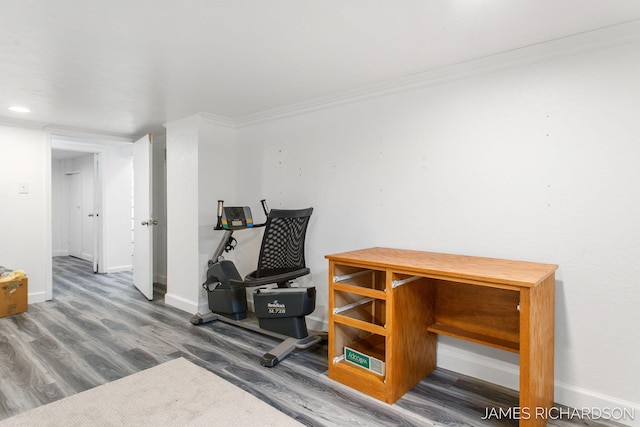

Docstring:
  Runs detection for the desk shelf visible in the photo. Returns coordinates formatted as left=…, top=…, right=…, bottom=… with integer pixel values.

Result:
left=428, top=278, right=521, bottom=353
left=427, top=323, right=520, bottom=353
left=326, top=247, right=557, bottom=426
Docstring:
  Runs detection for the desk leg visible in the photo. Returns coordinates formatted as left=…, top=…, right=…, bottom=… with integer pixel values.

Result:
left=519, top=275, right=555, bottom=427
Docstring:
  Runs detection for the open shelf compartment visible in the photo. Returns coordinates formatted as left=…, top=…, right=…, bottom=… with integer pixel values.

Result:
left=333, top=289, right=386, bottom=329
left=333, top=264, right=386, bottom=292
left=428, top=279, right=521, bottom=353
left=332, top=323, right=386, bottom=377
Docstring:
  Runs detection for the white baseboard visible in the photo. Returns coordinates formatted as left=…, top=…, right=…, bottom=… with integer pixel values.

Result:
left=436, top=343, right=520, bottom=390
left=305, top=313, right=327, bottom=334
left=106, top=265, right=132, bottom=273
left=437, top=342, right=638, bottom=427
left=164, top=292, right=199, bottom=315
left=553, top=382, right=639, bottom=427
left=27, top=291, right=47, bottom=304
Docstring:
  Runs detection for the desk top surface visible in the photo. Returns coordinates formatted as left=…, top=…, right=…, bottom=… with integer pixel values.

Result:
left=325, top=247, right=557, bottom=288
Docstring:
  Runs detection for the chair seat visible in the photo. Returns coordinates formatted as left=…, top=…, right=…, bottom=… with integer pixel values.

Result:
left=229, top=267, right=310, bottom=287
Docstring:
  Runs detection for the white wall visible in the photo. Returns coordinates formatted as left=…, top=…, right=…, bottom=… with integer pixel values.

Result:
left=165, top=115, right=240, bottom=314
left=165, top=116, right=201, bottom=312
left=196, top=117, right=241, bottom=313
left=0, top=125, right=49, bottom=302
left=234, top=40, right=640, bottom=419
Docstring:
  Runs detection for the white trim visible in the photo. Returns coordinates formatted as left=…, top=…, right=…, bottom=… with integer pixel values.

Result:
left=46, top=126, right=134, bottom=142
left=554, top=382, right=640, bottom=427
left=304, top=315, right=326, bottom=334
left=165, top=292, right=200, bottom=315
left=0, top=116, right=49, bottom=129
left=105, top=265, right=132, bottom=274
left=198, top=112, right=237, bottom=128
left=27, top=290, right=47, bottom=304
left=437, top=345, right=639, bottom=426
left=437, top=344, right=520, bottom=391
left=235, top=19, right=640, bottom=127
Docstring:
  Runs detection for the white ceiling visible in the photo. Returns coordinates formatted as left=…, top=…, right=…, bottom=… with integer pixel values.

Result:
left=3, top=1, right=640, bottom=138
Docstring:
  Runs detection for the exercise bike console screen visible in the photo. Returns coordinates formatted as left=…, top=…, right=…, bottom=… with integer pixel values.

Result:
left=221, top=206, right=254, bottom=229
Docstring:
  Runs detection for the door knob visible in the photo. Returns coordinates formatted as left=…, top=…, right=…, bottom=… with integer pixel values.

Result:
left=141, top=219, right=158, bottom=226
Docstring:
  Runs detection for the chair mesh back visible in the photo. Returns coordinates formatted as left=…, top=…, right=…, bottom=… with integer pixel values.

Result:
left=255, top=208, right=313, bottom=278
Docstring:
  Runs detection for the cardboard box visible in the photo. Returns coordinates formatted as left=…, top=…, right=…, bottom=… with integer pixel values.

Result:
left=0, top=278, right=28, bottom=318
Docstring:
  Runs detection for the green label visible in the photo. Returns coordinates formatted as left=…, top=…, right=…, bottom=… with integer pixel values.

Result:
left=345, top=348, right=370, bottom=370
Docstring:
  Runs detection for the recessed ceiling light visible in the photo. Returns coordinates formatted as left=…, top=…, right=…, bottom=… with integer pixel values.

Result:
left=8, top=106, right=31, bottom=113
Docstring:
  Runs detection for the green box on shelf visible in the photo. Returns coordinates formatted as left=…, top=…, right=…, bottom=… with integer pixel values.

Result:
left=344, top=345, right=385, bottom=376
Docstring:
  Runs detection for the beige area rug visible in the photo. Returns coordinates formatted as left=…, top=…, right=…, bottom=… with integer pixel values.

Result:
left=0, top=358, right=303, bottom=426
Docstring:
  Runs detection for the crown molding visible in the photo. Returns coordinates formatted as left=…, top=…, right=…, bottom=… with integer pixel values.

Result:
left=0, top=117, right=139, bottom=141
left=234, top=19, right=640, bottom=128
left=197, top=112, right=237, bottom=128
left=46, top=126, right=135, bottom=142
left=0, top=116, right=50, bottom=130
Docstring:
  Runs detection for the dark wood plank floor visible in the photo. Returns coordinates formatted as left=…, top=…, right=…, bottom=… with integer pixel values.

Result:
left=0, top=257, right=625, bottom=426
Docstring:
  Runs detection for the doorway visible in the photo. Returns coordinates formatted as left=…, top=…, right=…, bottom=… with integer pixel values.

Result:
left=47, top=132, right=166, bottom=303
left=48, top=132, right=134, bottom=303
left=52, top=150, right=102, bottom=272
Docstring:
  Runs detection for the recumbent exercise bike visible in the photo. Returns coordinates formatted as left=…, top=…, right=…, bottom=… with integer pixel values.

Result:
left=190, top=200, right=324, bottom=367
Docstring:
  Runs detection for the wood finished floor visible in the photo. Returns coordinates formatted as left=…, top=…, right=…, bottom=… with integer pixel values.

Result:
left=0, top=257, right=625, bottom=426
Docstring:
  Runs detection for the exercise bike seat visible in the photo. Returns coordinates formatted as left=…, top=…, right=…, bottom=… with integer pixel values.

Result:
left=231, top=267, right=310, bottom=288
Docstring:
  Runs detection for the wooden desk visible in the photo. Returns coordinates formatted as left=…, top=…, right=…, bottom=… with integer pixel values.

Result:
left=326, top=247, right=557, bottom=427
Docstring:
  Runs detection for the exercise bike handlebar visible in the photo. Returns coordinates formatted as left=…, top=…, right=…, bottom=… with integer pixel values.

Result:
left=260, top=199, right=270, bottom=217
left=215, top=200, right=224, bottom=229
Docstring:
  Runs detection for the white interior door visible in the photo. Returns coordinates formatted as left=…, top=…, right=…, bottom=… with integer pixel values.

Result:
left=81, top=157, right=95, bottom=263
left=133, top=133, right=154, bottom=300
left=92, top=153, right=102, bottom=273
left=68, top=172, right=83, bottom=259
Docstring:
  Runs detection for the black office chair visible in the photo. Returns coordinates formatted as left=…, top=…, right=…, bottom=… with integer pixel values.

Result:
left=193, top=203, right=322, bottom=367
